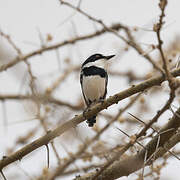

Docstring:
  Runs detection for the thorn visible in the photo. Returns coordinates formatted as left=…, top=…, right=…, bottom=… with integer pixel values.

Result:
left=0, top=170, right=7, bottom=180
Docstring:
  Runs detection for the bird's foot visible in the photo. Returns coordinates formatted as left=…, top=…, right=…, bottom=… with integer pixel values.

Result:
left=86, top=116, right=96, bottom=127
left=87, top=120, right=95, bottom=127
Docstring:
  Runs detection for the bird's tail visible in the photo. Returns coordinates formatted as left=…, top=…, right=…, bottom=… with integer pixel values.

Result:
left=86, top=115, right=96, bottom=127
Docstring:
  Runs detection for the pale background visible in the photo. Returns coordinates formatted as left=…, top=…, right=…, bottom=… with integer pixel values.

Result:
left=0, top=0, right=180, bottom=179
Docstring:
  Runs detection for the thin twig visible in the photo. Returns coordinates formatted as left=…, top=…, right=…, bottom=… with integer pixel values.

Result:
left=116, top=127, right=146, bottom=150
left=129, top=113, right=180, bottom=162
left=59, top=0, right=162, bottom=72
left=0, top=94, right=82, bottom=111
left=0, top=170, right=7, bottom=180
left=155, top=0, right=177, bottom=91
left=0, top=23, right=123, bottom=72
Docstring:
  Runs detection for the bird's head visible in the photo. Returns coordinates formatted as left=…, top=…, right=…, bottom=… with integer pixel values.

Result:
left=82, top=53, right=115, bottom=69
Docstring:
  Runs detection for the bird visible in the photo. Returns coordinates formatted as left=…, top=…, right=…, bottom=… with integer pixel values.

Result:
left=80, top=53, right=115, bottom=127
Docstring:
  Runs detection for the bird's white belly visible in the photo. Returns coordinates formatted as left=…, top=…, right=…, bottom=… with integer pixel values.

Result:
left=83, top=75, right=106, bottom=102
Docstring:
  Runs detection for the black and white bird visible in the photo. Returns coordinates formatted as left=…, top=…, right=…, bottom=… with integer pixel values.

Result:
left=80, top=53, right=115, bottom=127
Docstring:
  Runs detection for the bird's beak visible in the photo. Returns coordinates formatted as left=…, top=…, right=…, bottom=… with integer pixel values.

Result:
left=105, top=55, right=115, bottom=60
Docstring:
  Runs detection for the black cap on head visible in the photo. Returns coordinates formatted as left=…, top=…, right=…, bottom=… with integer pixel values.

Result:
left=82, top=54, right=115, bottom=67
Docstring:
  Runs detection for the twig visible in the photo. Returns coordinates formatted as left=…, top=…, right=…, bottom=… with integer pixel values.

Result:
left=0, top=30, right=21, bottom=55
left=0, top=23, right=123, bottom=72
left=129, top=113, right=180, bottom=161
left=59, top=0, right=162, bottom=72
left=0, top=170, right=7, bottom=180
left=45, top=65, right=79, bottom=95
left=116, top=127, right=146, bottom=150
left=155, top=0, right=177, bottom=91
left=0, top=94, right=82, bottom=111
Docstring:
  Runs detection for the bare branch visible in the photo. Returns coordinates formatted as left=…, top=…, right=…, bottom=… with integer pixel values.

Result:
left=0, top=23, right=123, bottom=72
left=59, top=0, right=162, bottom=72
left=46, top=94, right=140, bottom=180
left=74, top=106, right=180, bottom=180
left=0, top=94, right=82, bottom=111
left=0, top=67, right=180, bottom=172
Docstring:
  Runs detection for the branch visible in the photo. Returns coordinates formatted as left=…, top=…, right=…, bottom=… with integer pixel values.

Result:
left=91, top=80, right=175, bottom=179
left=45, top=94, right=140, bottom=180
left=155, top=0, right=176, bottom=89
left=0, top=94, right=82, bottom=111
left=74, top=106, right=180, bottom=180
left=60, top=0, right=162, bottom=72
left=0, top=67, right=180, bottom=171
left=0, top=23, right=123, bottom=72
left=152, top=130, right=180, bottom=161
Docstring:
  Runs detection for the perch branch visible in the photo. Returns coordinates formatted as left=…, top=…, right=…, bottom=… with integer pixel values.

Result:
left=0, top=67, right=180, bottom=171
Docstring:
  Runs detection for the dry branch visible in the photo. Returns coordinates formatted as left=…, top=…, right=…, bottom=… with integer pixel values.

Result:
left=0, top=23, right=123, bottom=72
left=46, top=94, right=141, bottom=180
left=0, top=67, right=180, bottom=172
left=60, top=0, right=162, bottom=72
left=91, top=84, right=175, bottom=180
left=0, top=94, right=82, bottom=111
left=74, top=106, right=180, bottom=180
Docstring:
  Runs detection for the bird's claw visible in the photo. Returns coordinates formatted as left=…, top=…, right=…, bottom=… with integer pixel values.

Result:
left=86, top=117, right=96, bottom=127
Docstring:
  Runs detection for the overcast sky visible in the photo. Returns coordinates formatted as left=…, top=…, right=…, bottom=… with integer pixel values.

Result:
left=0, top=0, right=180, bottom=179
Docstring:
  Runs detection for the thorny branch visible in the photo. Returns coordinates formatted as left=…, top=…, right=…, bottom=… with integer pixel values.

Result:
left=155, top=0, right=177, bottom=90
left=87, top=1, right=178, bottom=179
left=59, top=0, right=162, bottom=72
left=1, top=1, right=180, bottom=180
left=0, top=67, right=180, bottom=174
left=75, top=106, right=180, bottom=180
left=90, top=88, right=175, bottom=180
left=45, top=94, right=141, bottom=180
left=0, top=23, right=123, bottom=72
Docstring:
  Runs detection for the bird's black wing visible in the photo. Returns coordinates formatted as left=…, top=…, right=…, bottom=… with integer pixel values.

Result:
left=80, top=71, right=89, bottom=106
left=102, top=71, right=108, bottom=99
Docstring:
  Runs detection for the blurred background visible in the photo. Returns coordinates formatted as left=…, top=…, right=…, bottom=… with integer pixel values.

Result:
left=0, top=0, right=180, bottom=179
